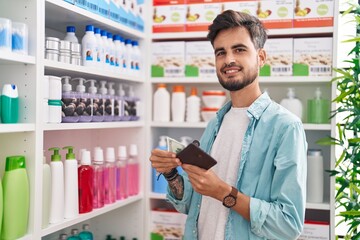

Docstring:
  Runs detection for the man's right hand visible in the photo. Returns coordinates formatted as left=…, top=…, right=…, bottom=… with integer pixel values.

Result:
left=149, top=149, right=182, bottom=174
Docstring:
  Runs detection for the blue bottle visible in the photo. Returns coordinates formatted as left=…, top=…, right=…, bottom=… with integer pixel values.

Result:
left=152, top=136, right=168, bottom=193
left=79, top=224, right=94, bottom=240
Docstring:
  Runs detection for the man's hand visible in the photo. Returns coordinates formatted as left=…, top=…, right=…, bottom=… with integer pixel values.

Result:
left=149, top=149, right=181, bottom=174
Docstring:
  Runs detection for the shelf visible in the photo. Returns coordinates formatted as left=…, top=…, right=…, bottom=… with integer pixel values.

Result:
left=151, top=122, right=208, bottom=128
left=149, top=193, right=166, bottom=200
left=44, top=59, right=144, bottom=83
left=0, top=124, right=35, bottom=133
left=151, top=27, right=334, bottom=40
left=41, top=194, right=143, bottom=237
left=306, top=202, right=331, bottom=210
left=45, top=0, right=145, bottom=39
left=0, top=53, right=35, bottom=65
left=303, top=124, right=331, bottom=131
left=43, top=121, right=145, bottom=131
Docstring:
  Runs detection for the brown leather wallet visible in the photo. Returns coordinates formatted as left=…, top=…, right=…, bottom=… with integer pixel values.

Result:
left=176, top=141, right=217, bottom=170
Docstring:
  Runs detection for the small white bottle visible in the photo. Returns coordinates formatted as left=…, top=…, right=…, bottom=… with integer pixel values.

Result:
left=171, top=85, right=186, bottom=122
left=279, top=88, right=303, bottom=120
left=132, top=40, right=141, bottom=76
left=120, top=37, right=126, bottom=73
left=94, top=27, right=104, bottom=69
left=81, top=25, right=97, bottom=67
left=101, top=30, right=110, bottom=69
left=153, top=83, right=170, bottom=122
left=307, top=149, right=324, bottom=203
left=113, top=35, right=122, bottom=74
left=124, top=38, right=133, bottom=75
left=186, top=87, right=201, bottom=122
left=64, top=26, right=78, bottom=43
left=49, top=147, right=64, bottom=224
left=42, top=154, right=51, bottom=229
left=63, top=146, right=79, bottom=219
left=107, top=32, right=116, bottom=71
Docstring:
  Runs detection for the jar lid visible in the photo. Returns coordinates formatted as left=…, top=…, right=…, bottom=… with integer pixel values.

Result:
left=308, top=149, right=322, bottom=156
left=203, top=90, right=225, bottom=96
left=202, top=107, right=219, bottom=111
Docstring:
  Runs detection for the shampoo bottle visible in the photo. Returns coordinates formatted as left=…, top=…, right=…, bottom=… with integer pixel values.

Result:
left=126, top=85, right=140, bottom=121
left=63, top=146, right=79, bottom=219
left=104, top=147, right=116, bottom=204
left=87, top=79, right=104, bottom=122
left=127, top=144, right=139, bottom=196
left=78, top=150, right=94, bottom=214
left=42, top=154, right=51, bottom=229
left=114, top=84, right=125, bottom=121
left=61, top=76, right=80, bottom=123
left=307, top=88, right=330, bottom=124
left=93, top=147, right=105, bottom=208
left=1, top=84, right=19, bottom=123
left=152, top=136, right=168, bottom=193
left=116, top=145, right=128, bottom=200
left=81, top=25, right=96, bottom=67
left=2, top=155, right=29, bottom=239
left=79, top=224, right=94, bottom=240
left=99, top=81, right=113, bottom=122
left=49, top=147, right=64, bottom=224
left=279, top=88, right=303, bottom=120
left=73, top=78, right=92, bottom=122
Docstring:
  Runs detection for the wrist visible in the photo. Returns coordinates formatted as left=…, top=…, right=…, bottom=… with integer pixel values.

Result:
left=163, top=168, right=178, bottom=182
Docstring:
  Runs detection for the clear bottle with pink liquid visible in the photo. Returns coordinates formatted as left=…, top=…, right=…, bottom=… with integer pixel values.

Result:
left=104, top=147, right=116, bottom=204
left=92, top=147, right=105, bottom=209
left=127, top=144, right=139, bottom=196
left=116, top=145, right=128, bottom=200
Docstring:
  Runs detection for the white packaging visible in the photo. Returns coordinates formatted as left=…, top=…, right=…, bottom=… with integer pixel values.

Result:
left=171, top=85, right=186, bottom=122
left=153, top=83, right=170, bottom=122
left=186, top=87, right=201, bottom=122
left=48, top=75, right=62, bottom=100
left=185, top=3, right=222, bottom=32
left=101, top=30, right=110, bottom=69
left=185, top=41, right=215, bottom=77
left=124, top=38, right=133, bottom=75
left=63, top=148, right=79, bottom=219
left=113, top=35, right=122, bottom=74
left=94, top=27, right=104, bottom=68
left=151, top=41, right=185, bottom=77
left=48, top=100, right=62, bottom=123
left=0, top=18, right=12, bottom=52
left=49, top=154, right=64, bottom=224
left=81, top=25, right=97, bottom=67
left=294, top=0, right=334, bottom=28
left=150, top=210, right=187, bottom=240
left=256, top=0, right=293, bottom=29
left=298, top=221, right=329, bottom=240
left=43, top=75, right=49, bottom=99
left=132, top=40, right=141, bottom=76
left=152, top=4, right=186, bottom=33
left=279, top=88, right=303, bottom=120
left=307, top=149, right=324, bottom=203
left=107, top=32, right=116, bottom=71
left=12, top=22, right=28, bottom=55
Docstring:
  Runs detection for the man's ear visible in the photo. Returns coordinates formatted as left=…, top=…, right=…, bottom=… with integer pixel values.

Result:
left=258, top=48, right=266, bottom=68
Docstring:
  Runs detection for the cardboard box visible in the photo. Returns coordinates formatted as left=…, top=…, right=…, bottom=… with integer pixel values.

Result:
left=185, top=0, right=222, bottom=32
left=150, top=210, right=187, bottom=240
left=75, top=0, right=87, bottom=9
left=298, top=221, right=329, bottom=240
left=222, top=0, right=258, bottom=17
left=98, top=0, right=110, bottom=18
left=256, top=0, right=293, bottom=29
left=151, top=41, right=185, bottom=77
left=185, top=41, right=215, bottom=77
left=293, top=37, right=332, bottom=76
left=127, top=0, right=138, bottom=29
left=260, top=38, right=293, bottom=76
left=293, top=0, right=334, bottom=28
left=136, top=0, right=145, bottom=32
left=153, top=0, right=187, bottom=33
left=109, top=0, right=120, bottom=22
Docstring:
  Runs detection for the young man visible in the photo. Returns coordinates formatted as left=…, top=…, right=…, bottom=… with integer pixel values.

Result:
left=149, top=10, right=307, bottom=240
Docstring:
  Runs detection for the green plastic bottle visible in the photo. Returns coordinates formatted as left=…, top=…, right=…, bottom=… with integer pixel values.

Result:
left=1, top=84, right=19, bottom=123
left=2, top=155, right=30, bottom=240
left=307, top=88, right=330, bottom=124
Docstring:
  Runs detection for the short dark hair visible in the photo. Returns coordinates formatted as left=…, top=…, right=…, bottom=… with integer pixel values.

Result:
left=207, top=10, right=268, bottom=49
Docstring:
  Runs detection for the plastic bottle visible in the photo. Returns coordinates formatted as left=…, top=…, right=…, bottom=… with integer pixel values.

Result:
left=94, top=27, right=104, bottom=68
left=2, top=156, right=29, bottom=239
left=107, top=32, right=116, bottom=70
left=124, top=38, right=133, bottom=75
left=171, top=85, right=186, bottom=122
left=93, top=147, right=105, bottom=209
left=132, top=40, right=141, bottom=76
left=81, top=25, right=97, bottom=66
left=307, top=149, right=324, bottom=203
left=279, top=88, right=303, bottom=120
left=152, top=136, right=168, bottom=193
left=1, top=84, right=19, bottom=123
left=99, top=80, right=113, bottom=122
left=115, top=84, right=125, bottom=121
left=49, top=147, right=64, bottom=224
left=73, top=77, right=92, bottom=122
left=153, top=83, right=170, bottom=122
left=64, top=26, right=78, bottom=43
left=125, top=85, right=140, bottom=121
left=87, top=79, right=104, bottom=122
left=67, top=229, right=81, bottom=240
left=62, top=76, right=80, bottom=123
left=42, top=154, right=51, bottom=229
left=186, top=87, right=201, bottom=122
left=107, top=82, right=116, bottom=121
left=116, top=145, right=128, bottom=200
left=127, top=144, right=139, bottom=196
left=63, top=146, right=79, bottom=219
left=59, top=233, right=68, bottom=240
left=307, top=88, right=330, bottom=124
left=120, top=37, right=126, bottom=73
left=104, top=147, right=117, bottom=204
left=113, top=35, right=122, bottom=73
left=101, top=29, right=110, bottom=69
left=79, top=224, right=94, bottom=240
left=78, top=150, right=94, bottom=214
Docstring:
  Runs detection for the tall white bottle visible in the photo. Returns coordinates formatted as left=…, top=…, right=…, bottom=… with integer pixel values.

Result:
left=64, top=26, right=78, bottom=43
left=94, top=27, right=104, bottom=69
left=153, top=83, right=170, bottom=122
left=81, top=25, right=97, bottom=67
left=63, top=146, right=79, bottom=219
left=171, top=85, right=186, bottom=122
left=124, top=38, right=133, bottom=75
left=132, top=40, right=141, bottom=76
left=107, top=32, right=116, bottom=71
left=186, top=87, right=201, bottom=122
left=49, top=147, right=64, bottom=224
left=42, top=154, right=51, bottom=229
left=101, top=30, right=110, bottom=69
left=113, top=35, right=122, bottom=74
left=279, top=88, right=303, bottom=120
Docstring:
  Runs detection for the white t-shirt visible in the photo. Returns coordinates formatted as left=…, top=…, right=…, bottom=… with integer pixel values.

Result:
left=198, top=107, right=249, bottom=240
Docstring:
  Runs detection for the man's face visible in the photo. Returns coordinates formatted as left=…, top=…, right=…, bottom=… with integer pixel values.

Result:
left=213, top=27, right=264, bottom=92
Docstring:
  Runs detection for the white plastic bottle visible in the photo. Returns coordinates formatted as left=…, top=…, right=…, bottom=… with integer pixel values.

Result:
left=101, top=30, right=110, bottom=69
left=94, top=27, right=104, bottom=69
left=64, top=26, right=78, bottom=43
left=279, top=88, right=303, bottom=120
left=120, top=37, right=126, bottom=73
left=186, top=87, right=201, bottom=122
left=42, top=154, right=51, bottom=229
left=63, top=146, right=79, bottom=219
left=81, top=25, right=97, bottom=67
left=307, top=149, right=324, bottom=203
left=49, top=147, right=64, bottom=224
left=132, top=40, right=141, bottom=76
left=113, top=35, right=122, bottom=74
left=153, top=83, right=170, bottom=122
left=124, top=38, right=133, bottom=75
left=107, top=32, right=116, bottom=71
left=171, top=85, right=186, bottom=122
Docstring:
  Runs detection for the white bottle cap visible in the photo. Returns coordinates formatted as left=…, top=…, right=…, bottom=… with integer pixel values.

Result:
left=159, top=136, right=167, bottom=148
left=118, top=145, right=127, bottom=160
left=81, top=150, right=91, bottom=165
left=87, top=79, right=97, bottom=94
left=108, top=82, right=115, bottom=96
left=128, top=85, right=135, bottom=97
left=118, top=84, right=125, bottom=96
left=73, top=78, right=86, bottom=93
left=93, top=147, right=104, bottom=163
left=106, top=147, right=115, bottom=162
left=287, top=88, right=295, bottom=98
left=78, top=148, right=87, bottom=161
left=129, top=144, right=138, bottom=156
left=99, top=80, right=108, bottom=95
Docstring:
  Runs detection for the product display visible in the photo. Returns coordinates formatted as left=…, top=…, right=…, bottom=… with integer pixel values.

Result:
left=49, top=147, right=64, bottom=224
left=63, top=146, right=79, bottom=219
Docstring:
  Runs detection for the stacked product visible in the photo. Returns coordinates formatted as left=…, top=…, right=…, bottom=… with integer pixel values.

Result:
left=201, top=90, right=226, bottom=122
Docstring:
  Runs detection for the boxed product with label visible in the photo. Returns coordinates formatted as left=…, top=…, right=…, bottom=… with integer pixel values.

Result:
left=98, top=0, right=110, bottom=18
left=260, top=38, right=293, bottom=76
left=151, top=41, right=185, bottom=77
left=152, top=0, right=187, bottom=33
left=293, top=37, right=332, bottom=76
left=109, top=0, right=120, bottom=22
left=86, top=0, right=98, bottom=13
left=185, top=0, right=222, bottom=32
left=127, top=0, right=138, bottom=29
left=256, top=0, right=293, bottom=29
left=293, top=0, right=334, bottom=28
left=185, top=41, right=215, bottom=77
left=222, top=0, right=258, bottom=17
left=135, top=0, right=145, bottom=32
left=298, top=221, right=329, bottom=240
left=151, top=209, right=187, bottom=240
left=75, top=0, right=87, bottom=9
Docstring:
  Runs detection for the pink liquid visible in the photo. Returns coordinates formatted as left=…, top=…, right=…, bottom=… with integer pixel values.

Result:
left=104, top=163, right=116, bottom=204
left=93, top=164, right=105, bottom=208
left=78, top=165, right=94, bottom=214
left=127, top=162, right=139, bottom=196
left=116, top=161, right=128, bottom=200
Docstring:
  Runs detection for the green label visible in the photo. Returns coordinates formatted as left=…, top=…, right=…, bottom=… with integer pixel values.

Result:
left=260, top=64, right=271, bottom=76
left=277, top=7, right=288, bottom=17
left=317, top=4, right=329, bottom=16
left=185, top=65, right=199, bottom=77
left=151, top=65, right=164, bottom=77
left=293, top=63, right=309, bottom=76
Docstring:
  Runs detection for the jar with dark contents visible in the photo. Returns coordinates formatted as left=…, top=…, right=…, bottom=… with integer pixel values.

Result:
left=91, top=93, right=104, bottom=122
left=123, top=96, right=140, bottom=121
left=61, top=91, right=80, bottom=123
left=114, top=96, right=124, bottom=121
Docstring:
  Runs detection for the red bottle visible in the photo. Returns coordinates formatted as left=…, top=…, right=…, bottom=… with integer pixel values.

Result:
left=78, top=150, right=94, bottom=214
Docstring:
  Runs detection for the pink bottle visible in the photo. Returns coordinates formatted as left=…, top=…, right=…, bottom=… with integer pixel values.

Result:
left=127, top=144, right=139, bottom=196
left=116, top=145, right=128, bottom=200
left=92, top=147, right=105, bottom=209
left=78, top=150, right=93, bottom=214
left=104, top=147, right=116, bottom=204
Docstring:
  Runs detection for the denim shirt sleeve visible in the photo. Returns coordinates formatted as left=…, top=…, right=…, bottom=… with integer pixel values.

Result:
left=166, top=172, right=194, bottom=214
left=249, top=121, right=307, bottom=239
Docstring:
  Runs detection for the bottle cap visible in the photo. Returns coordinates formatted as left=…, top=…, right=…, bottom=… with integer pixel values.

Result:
left=63, top=146, right=76, bottom=160
left=118, top=145, right=127, bottom=160
left=118, top=84, right=125, bottom=96
left=129, top=144, right=138, bottom=156
left=108, top=82, right=115, bottom=96
left=81, top=150, right=91, bottom=165
left=99, top=80, right=108, bottom=95
left=157, top=83, right=166, bottom=89
left=93, top=147, right=104, bottom=163
left=106, top=147, right=115, bottom=162
left=128, top=85, right=135, bottom=97
left=94, top=27, right=101, bottom=34
left=287, top=88, right=295, bottom=98
left=159, top=136, right=167, bottom=148
left=190, top=87, right=198, bottom=96
left=125, top=39, right=132, bottom=45
left=308, top=149, right=322, bottom=157
left=71, top=229, right=79, bottom=235
left=5, top=155, right=26, bottom=171
left=48, top=147, right=61, bottom=161
left=315, top=88, right=322, bottom=99
left=107, top=32, right=113, bottom=39
left=101, top=29, right=107, bottom=37
left=66, top=26, right=75, bottom=33
left=87, top=79, right=97, bottom=94
left=83, top=224, right=90, bottom=230
left=173, top=85, right=184, bottom=93
left=2, top=84, right=18, bottom=97
left=73, top=78, right=86, bottom=93
left=61, top=76, right=72, bottom=92
left=85, top=25, right=94, bottom=32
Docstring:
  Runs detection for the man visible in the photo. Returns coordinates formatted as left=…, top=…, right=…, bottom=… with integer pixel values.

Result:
left=149, top=10, right=307, bottom=240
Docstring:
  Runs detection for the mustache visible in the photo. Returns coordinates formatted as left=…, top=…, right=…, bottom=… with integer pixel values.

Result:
left=221, top=62, right=242, bottom=71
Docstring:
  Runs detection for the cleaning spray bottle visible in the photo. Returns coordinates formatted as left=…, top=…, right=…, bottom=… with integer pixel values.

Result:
left=63, top=146, right=79, bottom=219
left=152, top=136, right=168, bottom=193
left=49, top=147, right=64, bottom=224
left=87, top=79, right=104, bottom=122
left=72, top=77, right=92, bottom=122
left=279, top=88, right=303, bottom=121
left=61, top=76, right=80, bottom=123
left=307, top=88, right=330, bottom=124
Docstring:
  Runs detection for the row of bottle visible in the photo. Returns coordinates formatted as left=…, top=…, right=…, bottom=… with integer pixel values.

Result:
left=43, top=145, right=140, bottom=228
left=58, top=224, right=93, bottom=240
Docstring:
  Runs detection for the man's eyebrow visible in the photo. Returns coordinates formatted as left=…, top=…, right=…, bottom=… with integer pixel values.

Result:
left=214, top=43, right=248, bottom=54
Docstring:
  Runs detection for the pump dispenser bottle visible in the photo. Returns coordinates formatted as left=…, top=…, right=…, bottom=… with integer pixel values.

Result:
left=115, top=84, right=125, bottom=121
left=116, top=145, right=128, bottom=200
left=49, top=147, right=64, bottom=224
left=307, top=88, right=330, bottom=124
left=107, top=82, right=115, bottom=121
left=62, top=76, right=80, bottom=123
left=93, top=147, right=105, bottom=208
left=72, top=77, right=92, bottom=122
left=78, top=150, right=93, bottom=214
left=100, top=81, right=113, bottom=122
left=104, top=147, right=116, bottom=204
left=126, top=85, right=140, bottom=121
left=87, top=79, right=104, bottom=122
left=63, top=146, right=79, bottom=219
left=152, top=136, right=168, bottom=193
left=42, top=154, right=51, bottom=229
left=279, top=88, right=303, bottom=120
left=127, top=144, right=139, bottom=196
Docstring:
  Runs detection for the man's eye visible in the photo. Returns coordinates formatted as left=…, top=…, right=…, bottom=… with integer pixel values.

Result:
left=235, top=48, right=245, bottom=53
left=216, top=51, right=225, bottom=57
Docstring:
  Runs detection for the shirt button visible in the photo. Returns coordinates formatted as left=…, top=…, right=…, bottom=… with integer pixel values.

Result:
left=197, top=204, right=200, bottom=208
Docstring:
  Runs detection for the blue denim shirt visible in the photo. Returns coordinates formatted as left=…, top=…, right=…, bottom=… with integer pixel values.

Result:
left=166, top=92, right=307, bottom=240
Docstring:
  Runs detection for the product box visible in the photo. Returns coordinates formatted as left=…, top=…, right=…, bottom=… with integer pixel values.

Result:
left=135, top=0, right=145, bottom=32
left=298, top=221, right=329, bottom=240
left=150, top=209, right=187, bottom=240
left=293, top=37, right=332, bottom=76
left=293, top=0, right=334, bottom=28
left=127, top=0, right=138, bottom=29
left=152, top=0, right=187, bottom=33
left=185, top=0, right=222, bottom=32
left=222, top=0, right=258, bottom=17
left=98, top=0, right=110, bottom=18
left=185, top=41, right=215, bottom=77
left=74, top=0, right=87, bottom=9
left=109, top=0, right=121, bottom=22
left=260, top=38, right=293, bottom=76
left=256, top=0, right=293, bottom=29
left=151, top=41, right=185, bottom=77
left=64, top=0, right=75, bottom=5
left=86, top=0, right=98, bottom=13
